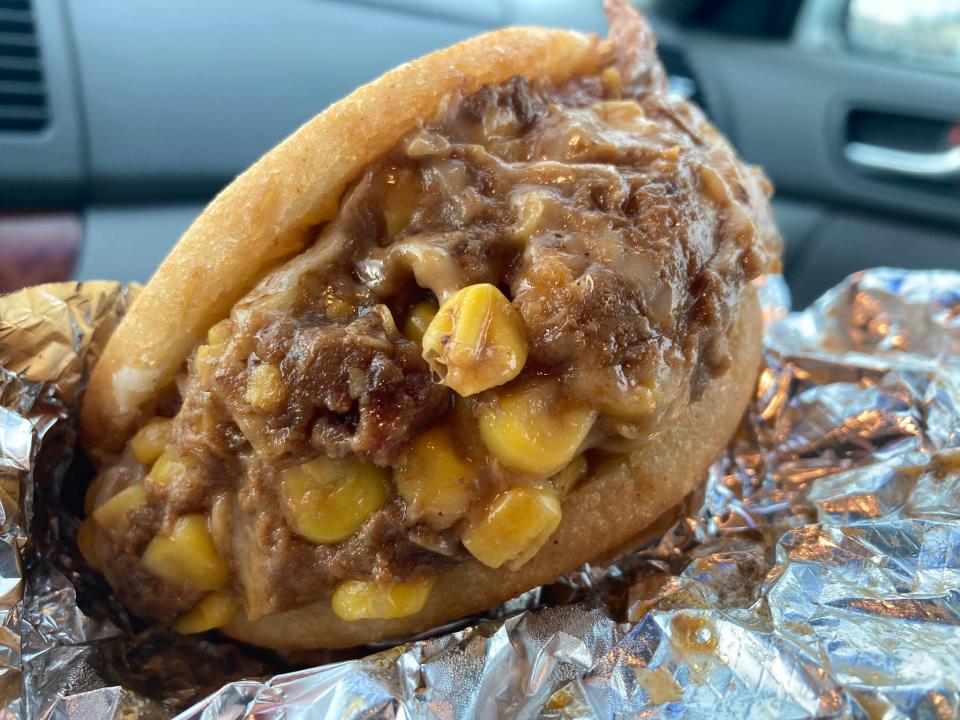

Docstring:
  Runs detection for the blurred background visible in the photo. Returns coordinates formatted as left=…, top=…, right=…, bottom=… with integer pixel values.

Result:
left=0, top=0, right=957, bottom=306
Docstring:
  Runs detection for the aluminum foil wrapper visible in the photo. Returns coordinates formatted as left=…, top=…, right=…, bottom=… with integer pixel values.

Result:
left=3, top=267, right=960, bottom=719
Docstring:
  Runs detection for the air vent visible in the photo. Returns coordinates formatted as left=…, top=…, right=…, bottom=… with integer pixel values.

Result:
left=0, top=0, right=48, bottom=132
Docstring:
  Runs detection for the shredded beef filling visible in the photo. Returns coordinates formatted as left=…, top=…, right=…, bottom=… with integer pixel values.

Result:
left=86, top=16, right=781, bottom=624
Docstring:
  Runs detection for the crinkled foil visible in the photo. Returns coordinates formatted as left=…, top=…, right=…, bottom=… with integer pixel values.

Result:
left=3, top=268, right=960, bottom=719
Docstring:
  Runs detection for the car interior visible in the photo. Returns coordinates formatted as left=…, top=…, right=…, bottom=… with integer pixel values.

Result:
left=1, top=0, right=957, bottom=307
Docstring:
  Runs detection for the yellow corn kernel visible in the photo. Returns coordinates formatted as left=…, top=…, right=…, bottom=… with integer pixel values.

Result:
left=394, top=427, right=471, bottom=529
left=602, top=66, right=622, bottom=96
left=421, top=283, right=527, bottom=396
left=245, top=362, right=284, bottom=411
left=383, top=170, right=420, bottom=240
left=479, top=381, right=596, bottom=477
left=92, top=483, right=147, bottom=534
left=207, top=320, right=231, bottom=347
left=147, top=450, right=197, bottom=488
left=588, top=365, right=659, bottom=420
left=280, top=455, right=388, bottom=544
left=595, top=100, right=646, bottom=130
left=77, top=519, right=101, bottom=569
left=325, top=295, right=354, bottom=321
left=194, top=343, right=218, bottom=382
left=612, top=420, right=646, bottom=440
left=174, top=591, right=238, bottom=634
left=193, top=321, right=230, bottom=379
left=347, top=366, right=366, bottom=400
left=141, top=514, right=229, bottom=592
left=130, top=417, right=173, bottom=466
left=511, top=190, right=551, bottom=241
left=403, top=300, right=438, bottom=343
left=700, top=164, right=731, bottom=206
left=462, top=486, right=562, bottom=570
left=331, top=576, right=434, bottom=621
left=551, top=454, right=589, bottom=496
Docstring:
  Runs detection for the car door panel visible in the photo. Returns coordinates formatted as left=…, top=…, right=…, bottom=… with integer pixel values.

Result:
left=654, top=20, right=959, bottom=306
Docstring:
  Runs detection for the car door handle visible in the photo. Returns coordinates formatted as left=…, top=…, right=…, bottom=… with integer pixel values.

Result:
left=844, top=141, right=960, bottom=181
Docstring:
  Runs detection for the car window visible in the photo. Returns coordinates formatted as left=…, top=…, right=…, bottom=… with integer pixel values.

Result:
left=846, top=0, right=960, bottom=74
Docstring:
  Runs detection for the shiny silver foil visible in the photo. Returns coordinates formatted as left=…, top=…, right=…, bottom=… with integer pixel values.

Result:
left=3, top=268, right=960, bottom=719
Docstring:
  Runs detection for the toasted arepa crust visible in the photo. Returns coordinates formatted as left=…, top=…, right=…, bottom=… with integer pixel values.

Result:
left=79, top=18, right=767, bottom=650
